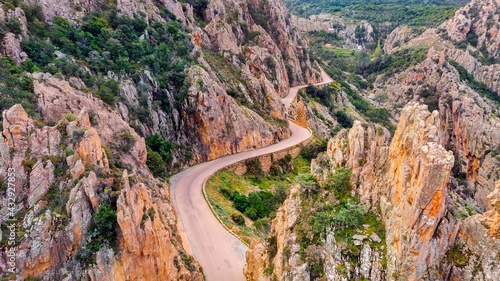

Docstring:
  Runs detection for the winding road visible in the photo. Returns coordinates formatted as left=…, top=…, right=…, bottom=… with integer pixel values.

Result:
left=170, top=69, right=333, bottom=281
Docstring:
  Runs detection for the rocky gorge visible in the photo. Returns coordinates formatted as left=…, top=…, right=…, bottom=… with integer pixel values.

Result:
left=243, top=0, right=500, bottom=280
left=0, top=0, right=499, bottom=280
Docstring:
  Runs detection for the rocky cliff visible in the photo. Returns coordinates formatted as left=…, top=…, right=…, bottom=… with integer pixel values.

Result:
left=245, top=102, right=500, bottom=280
left=0, top=0, right=328, bottom=278
left=370, top=0, right=500, bottom=211
left=244, top=1, right=500, bottom=280
left=368, top=47, right=500, bottom=213
left=0, top=73, right=204, bottom=280
left=383, top=0, right=500, bottom=93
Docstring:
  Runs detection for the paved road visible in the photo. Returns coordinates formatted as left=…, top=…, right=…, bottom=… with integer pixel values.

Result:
left=282, top=69, right=333, bottom=109
left=170, top=70, right=332, bottom=281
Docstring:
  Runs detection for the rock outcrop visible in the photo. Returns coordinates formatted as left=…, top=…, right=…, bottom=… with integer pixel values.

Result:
left=445, top=0, right=500, bottom=59
left=382, top=103, right=455, bottom=280
left=369, top=47, right=500, bottom=212
left=0, top=77, right=202, bottom=279
left=481, top=181, right=500, bottom=237
left=185, top=66, right=289, bottom=161
left=293, top=13, right=376, bottom=51
left=245, top=102, right=500, bottom=280
left=1, top=33, right=27, bottom=65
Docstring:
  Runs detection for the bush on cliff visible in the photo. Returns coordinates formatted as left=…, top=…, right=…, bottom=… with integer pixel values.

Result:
left=146, top=149, right=165, bottom=178
left=145, top=134, right=173, bottom=177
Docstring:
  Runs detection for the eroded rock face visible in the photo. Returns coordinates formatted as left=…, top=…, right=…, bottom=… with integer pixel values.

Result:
left=446, top=0, right=500, bottom=58
left=294, top=100, right=308, bottom=127
left=383, top=26, right=414, bottom=54
left=197, top=0, right=323, bottom=99
left=294, top=13, right=376, bottom=51
left=34, top=73, right=147, bottom=169
left=385, top=0, right=500, bottom=94
left=185, top=66, right=289, bottom=161
left=204, top=16, right=241, bottom=54
left=2, top=103, right=31, bottom=146
left=6, top=7, right=28, bottom=36
left=0, top=33, right=27, bottom=65
left=382, top=103, right=455, bottom=280
left=30, top=0, right=98, bottom=22
left=443, top=185, right=500, bottom=280
left=370, top=48, right=500, bottom=212
left=77, top=128, right=109, bottom=171
left=244, top=184, right=303, bottom=281
left=28, top=160, right=55, bottom=207
left=99, top=172, right=202, bottom=280
left=314, top=121, right=391, bottom=209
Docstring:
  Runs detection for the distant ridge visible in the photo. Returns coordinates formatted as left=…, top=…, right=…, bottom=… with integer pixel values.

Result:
left=284, top=0, right=471, bottom=17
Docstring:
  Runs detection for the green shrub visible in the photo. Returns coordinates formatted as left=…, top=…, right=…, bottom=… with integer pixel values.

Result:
left=254, top=219, right=269, bottom=233
left=248, top=0, right=271, bottom=31
left=246, top=31, right=261, bottom=43
left=185, top=0, right=208, bottom=20
left=335, top=110, right=353, bottom=129
left=332, top=199, right=366, bottom=229
left=219, top=186, right=234, bottom=200
left=145, top=133, right=172, bottom=164
left=72, top=128, right=86, bottom=140
left=245, top=207, right=259, bottom=220
left=21, top=59, right=40, bottom=73
left=63, top=113, right=77, bottom=122
left=54, top=167, right=67, bottom=177
left=22, top=157, right=37, bottom=172
left=233, top=191, right=249, bottom=213
left=296, top=173, right=317, bottom=191
left=78, top=203, right=118, bottom=264
left=147, top=207, right=156, bottom=220
left=6, top=18, right=21, bottom=35
left=300, top=139, right=328, bottom=160
left=231, top=213, right=245, bottom=226
left=146, top=149, right=165, bottom=178
left=245, top=158, right=263, bottom=176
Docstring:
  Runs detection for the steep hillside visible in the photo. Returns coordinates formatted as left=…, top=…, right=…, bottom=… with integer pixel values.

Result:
left=0, top=87, right=203, bottom=280
left=244, top=0, right=500, bottom=280
left=283, top=0, right=469, bottom=18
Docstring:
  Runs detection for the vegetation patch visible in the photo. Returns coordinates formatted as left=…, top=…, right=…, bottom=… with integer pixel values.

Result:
left=445, top=243, right=471, bottom=267
left=145, top=133, right=173, bottom=178
left=77, top=203, right=118, bottom=265
left=284, top=0, right=467, bottom=18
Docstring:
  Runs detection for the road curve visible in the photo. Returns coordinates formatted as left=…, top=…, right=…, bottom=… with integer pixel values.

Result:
left=282, top=69, right=333, bottom=109
left=170, top=70, right=332, bottom=281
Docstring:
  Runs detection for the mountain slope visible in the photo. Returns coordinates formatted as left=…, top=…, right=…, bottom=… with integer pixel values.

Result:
left=0, top=0, right=326, bottom=279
